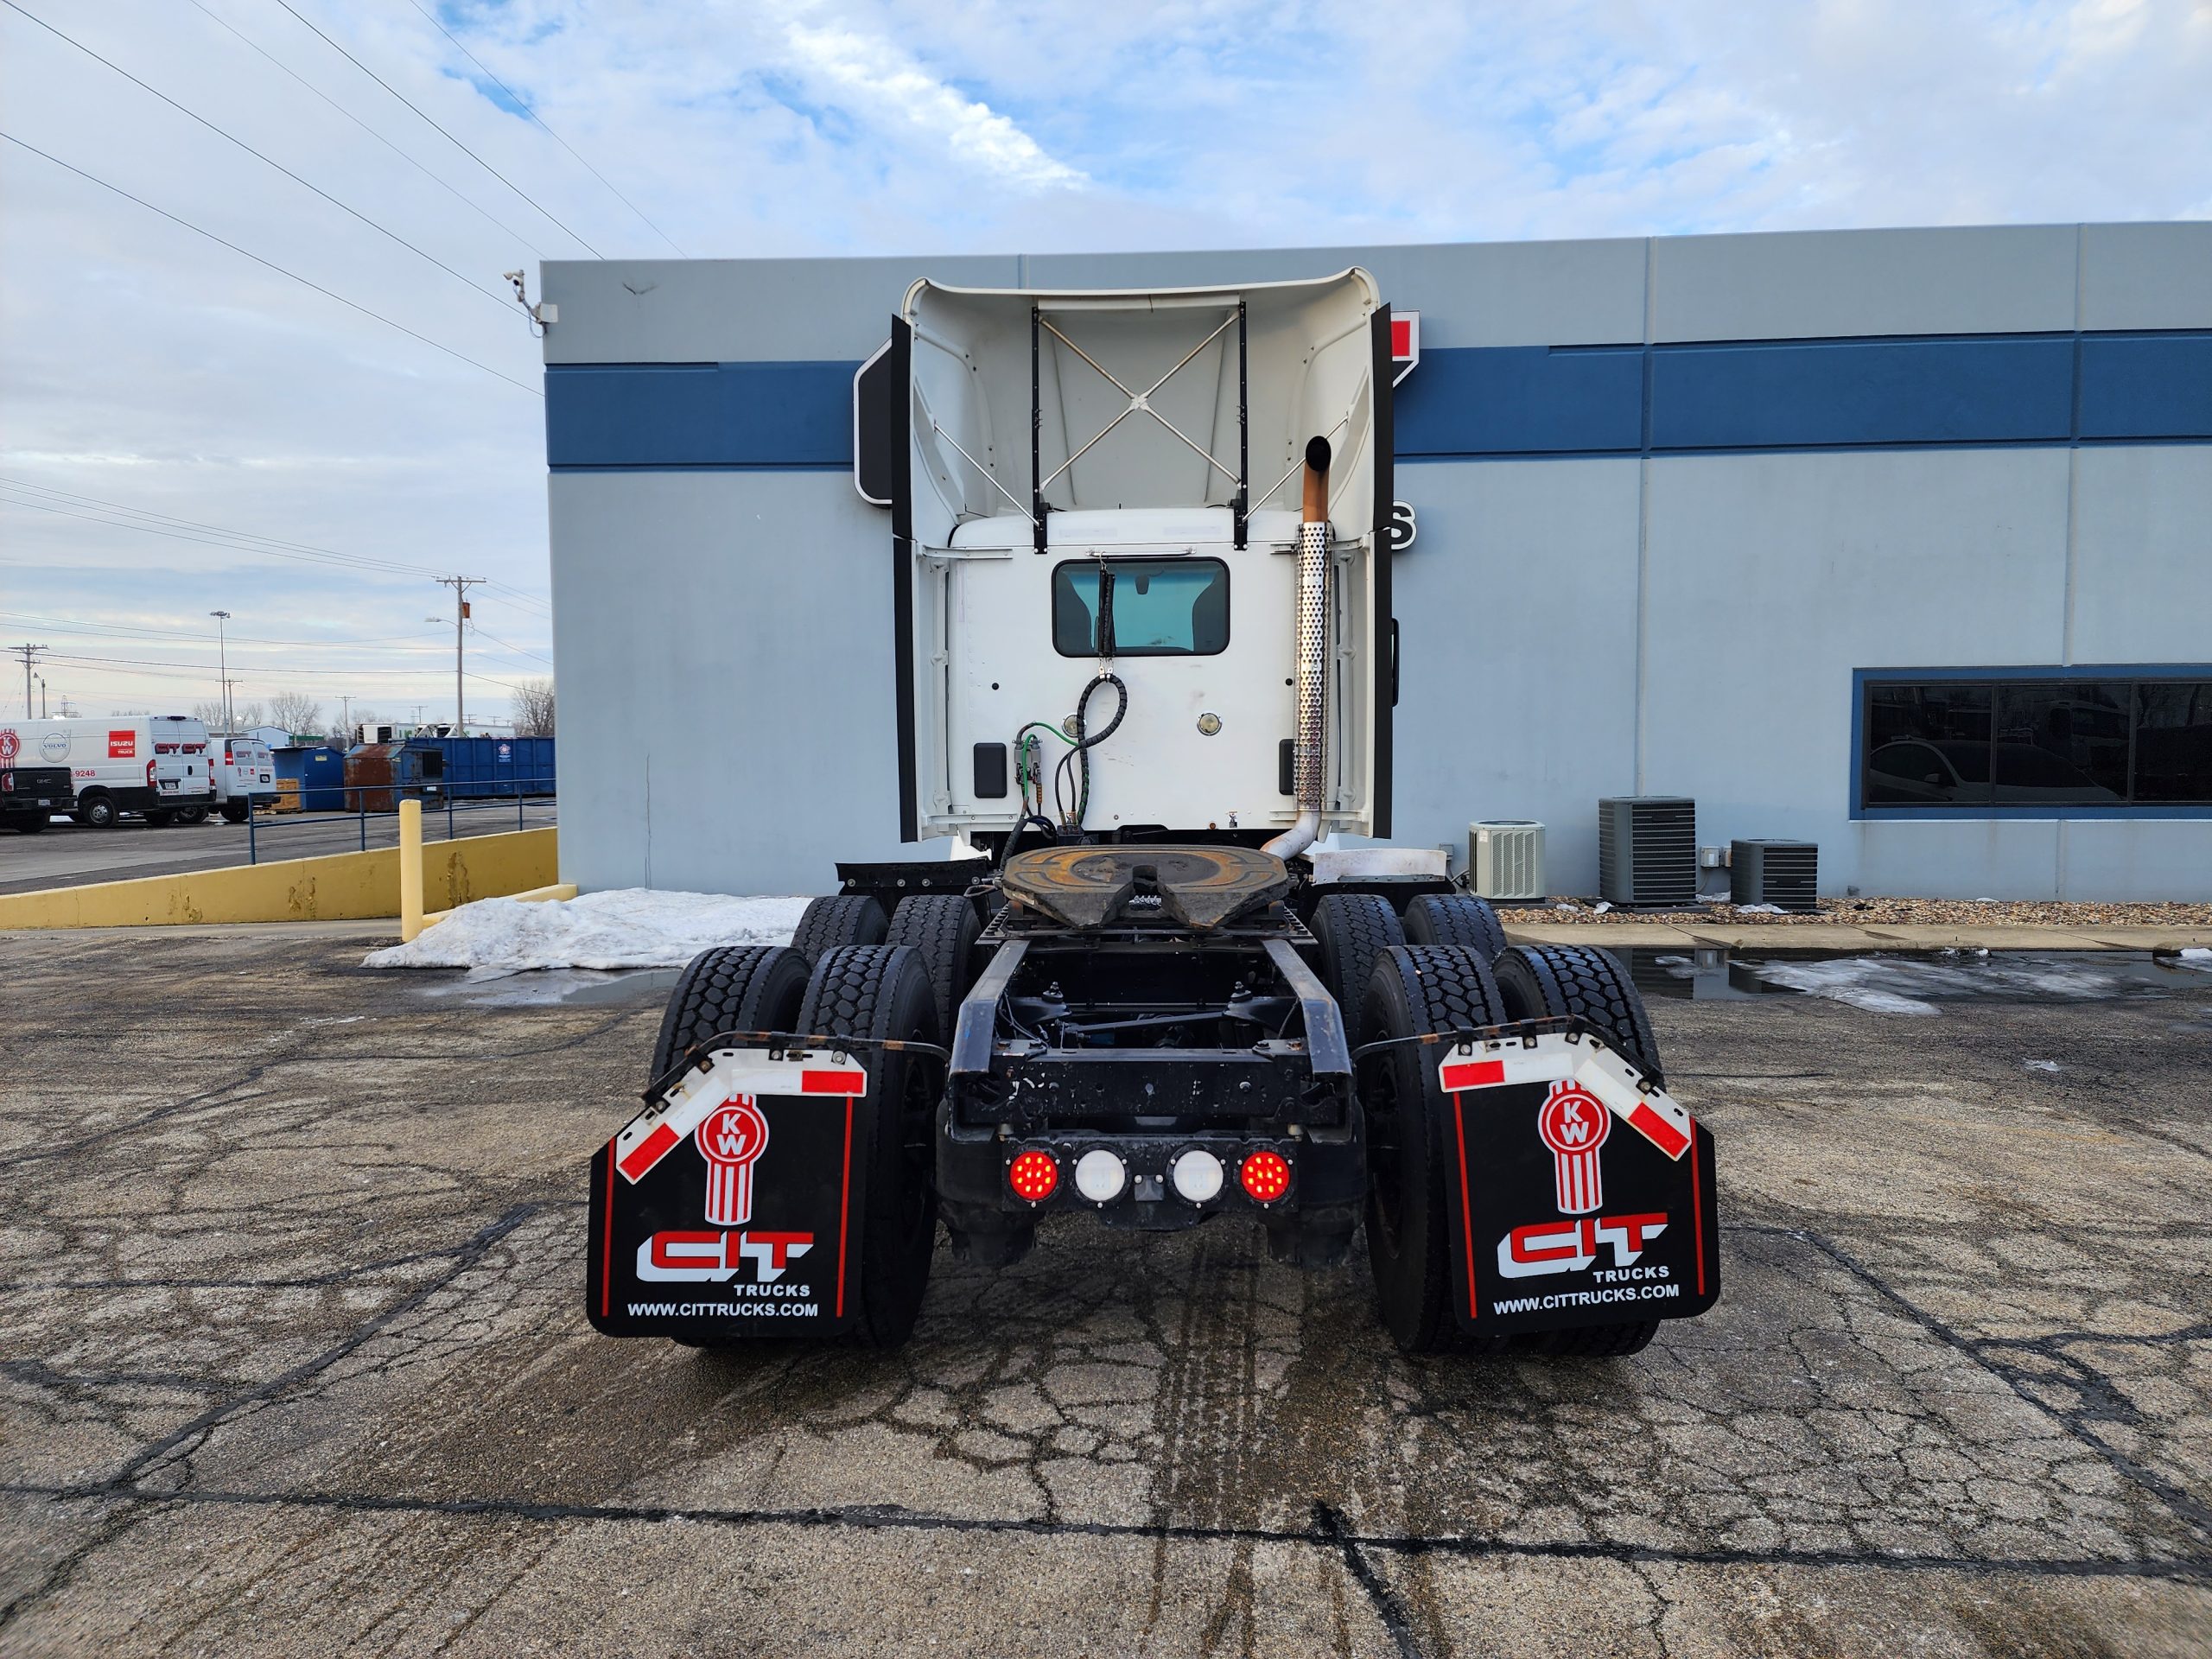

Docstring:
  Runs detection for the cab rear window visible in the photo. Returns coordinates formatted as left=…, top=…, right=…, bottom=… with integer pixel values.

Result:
left=1051, top=559, right=1229, bottom=658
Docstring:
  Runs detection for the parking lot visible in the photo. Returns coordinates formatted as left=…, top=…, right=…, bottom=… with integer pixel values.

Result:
left=1, top=927, right=2206, bottom=1656
left=0, top=804, right=559, bottom=898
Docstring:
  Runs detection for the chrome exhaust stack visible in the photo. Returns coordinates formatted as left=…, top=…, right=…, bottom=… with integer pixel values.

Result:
left=1263, top=435, right=1332, bottom=862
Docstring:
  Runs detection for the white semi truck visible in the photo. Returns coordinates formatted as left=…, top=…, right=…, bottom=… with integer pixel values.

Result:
left=0, top=715, right=215, bottom=827
left=588, top=270, right=1719, bottom=1357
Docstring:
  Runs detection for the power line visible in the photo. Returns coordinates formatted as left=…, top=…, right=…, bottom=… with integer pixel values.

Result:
left=187, top=0, right=551, bottom=259
left=467, top=621, right=554, bottom=667
left=0, top=490, right=481, bottom=580
left=268, top=0, right=603, bottom=258
left=403, top=0, right=686, bottom=257
left=1, top=0, right=513, bottom=313
left=0, top=482, right=555, bottom=609
left=0, top=611, right=455, bottom=653
left=0, top=480, right=454, bottom=575
left=0, top=131, right=542, bottom=397
left=39, top=649, right=534, bottom=693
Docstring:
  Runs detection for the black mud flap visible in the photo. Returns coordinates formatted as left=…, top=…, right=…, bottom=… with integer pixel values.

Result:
left=587, top=1047, right=873, bottom=1341
left=1436, top=1029, right=1720, bottom=1337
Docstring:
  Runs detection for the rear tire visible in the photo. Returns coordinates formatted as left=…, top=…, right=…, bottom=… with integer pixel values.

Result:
left=791, top=893, right=888, bottom=963
left=178, top=804, right=209, bottom=825
left=885, top=894, right=982, bottom=1045
left=220, top=801, right=249, bottom=824
left=79, top=794, right=117, bottom=830
left=1492, top=944, right=1664, bottom=1084
left=1361, top=945, right=1511, bottom=1356
left=145, top=810, right=175, bottom=828
left=12, top=816, right=48, bottom=835
left=797, top=945, right=941, bottom=1348
left=1311, top=893, right=1405, bottom=1048
left=1402, top=893, right=1506, bottom=962
left=649, top=944, right=812, bottom=1083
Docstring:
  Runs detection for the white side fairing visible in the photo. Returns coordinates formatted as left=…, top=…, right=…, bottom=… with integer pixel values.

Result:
left=897, top=270, right=1389, bottom=841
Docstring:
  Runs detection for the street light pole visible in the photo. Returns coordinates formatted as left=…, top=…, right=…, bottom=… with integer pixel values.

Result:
left=433, top=576, right=485, bottom=735
left=209, top=611, right=232, bottom=729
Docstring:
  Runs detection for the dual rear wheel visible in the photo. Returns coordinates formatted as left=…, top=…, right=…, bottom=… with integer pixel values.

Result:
left=652, top=892, right=978, bottom=1351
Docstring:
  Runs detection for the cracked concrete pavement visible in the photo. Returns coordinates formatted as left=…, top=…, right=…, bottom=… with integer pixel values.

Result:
left=1, top=927, right=2207, bottom=1656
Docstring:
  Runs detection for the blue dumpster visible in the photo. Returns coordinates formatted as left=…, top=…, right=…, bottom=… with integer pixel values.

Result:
left=273, top=744, right=347, bottom=812
left=420, top=735, right=556, bottom=799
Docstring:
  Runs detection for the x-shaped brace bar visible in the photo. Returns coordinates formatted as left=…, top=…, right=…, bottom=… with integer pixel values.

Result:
left=1038, top=309, right=1243, bottom=494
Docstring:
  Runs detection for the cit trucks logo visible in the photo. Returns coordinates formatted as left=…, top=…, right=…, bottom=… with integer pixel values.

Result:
left=1497, top=1080, right=1668, bottom=1281
left=635, top=1099, right=815, bottom=1283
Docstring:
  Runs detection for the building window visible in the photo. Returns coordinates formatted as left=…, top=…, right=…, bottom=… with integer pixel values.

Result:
left=1051, top=558, right=1229, bottom=658
left=1858, top=671, right=2212, bottom=814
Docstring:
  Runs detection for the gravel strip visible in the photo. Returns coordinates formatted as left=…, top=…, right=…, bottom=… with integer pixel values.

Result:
left=1496, top=896, right=2212, bottom=927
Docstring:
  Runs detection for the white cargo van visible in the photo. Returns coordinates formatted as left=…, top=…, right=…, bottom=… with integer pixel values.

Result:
left=210, top=734, right=276, bottom=823
left=0, top=715, right=217, bottom=827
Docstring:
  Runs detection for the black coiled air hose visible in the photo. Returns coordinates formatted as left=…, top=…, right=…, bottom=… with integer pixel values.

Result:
left=1053, top=671, right=1127, bottom=830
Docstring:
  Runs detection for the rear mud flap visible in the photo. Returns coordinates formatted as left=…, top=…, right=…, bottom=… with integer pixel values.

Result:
left=1436, top=1031, right=1720, bottom=1336
left=587, top=1048, right=872, bottom=1341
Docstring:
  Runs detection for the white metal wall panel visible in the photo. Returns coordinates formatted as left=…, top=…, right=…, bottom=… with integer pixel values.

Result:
left=1649, top=226, right=2078, bottom=342
left=2069, top=447, right=2212, bottom=666
left=2078, top=222, right=2212, bottom=331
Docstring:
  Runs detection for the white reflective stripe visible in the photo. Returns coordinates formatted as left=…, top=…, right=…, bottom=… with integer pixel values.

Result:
left=1438, top=1032, right=1693, bottom=1143
left=613, top=1050, right=869, bottom=1176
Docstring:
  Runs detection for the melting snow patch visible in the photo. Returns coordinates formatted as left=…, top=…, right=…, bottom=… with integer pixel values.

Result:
left=2176, top=947, right=2212, bottom=973
left=1751, top=960, right=1942, bottom=1015
left=2024, top=1059, right=2062, bottom=1072
left=1734, top=902, right=1785, bottom=915
left=1749, top=954, right=2135, bottom=1014
left=363, top=889, right=813, bottom=975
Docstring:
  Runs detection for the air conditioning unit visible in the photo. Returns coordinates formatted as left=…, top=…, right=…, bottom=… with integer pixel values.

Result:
left=1469, top=821, right=1545, bottom=901
left=1598, top=797, right=1697, bottom=907
left=1732, top=840, right=1819, bottom=912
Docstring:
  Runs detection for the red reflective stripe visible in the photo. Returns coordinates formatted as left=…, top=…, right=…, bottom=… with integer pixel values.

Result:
left=835, top=1099, right=854, bottom=1319
left=1440, top=1058, right=1505, bottom=1091
left=1452, top=1095, right=1477, bottom=1320
left=1689, top=1120, right=1705, bottom=1297
left=599, top=1141, right=615, bottom=1319
left=618, top=1121, right=680, bottom=1182
left=1627, top=1100, right=1691, bottom=1160
left=801, top=1069, right=866, bottom=1095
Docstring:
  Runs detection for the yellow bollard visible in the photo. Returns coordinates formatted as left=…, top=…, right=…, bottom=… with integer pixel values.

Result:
left=398, top=798, right=424, bottom=941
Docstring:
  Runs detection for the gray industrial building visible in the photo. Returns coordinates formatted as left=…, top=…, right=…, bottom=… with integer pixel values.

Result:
left=539, top=223, right=2212, bottom=900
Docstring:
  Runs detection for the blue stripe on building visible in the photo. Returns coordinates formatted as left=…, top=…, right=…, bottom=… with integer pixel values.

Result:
left=546, top=331, right=2212, bottom=471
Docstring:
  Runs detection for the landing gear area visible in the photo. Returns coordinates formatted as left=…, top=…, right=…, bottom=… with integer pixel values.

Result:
left=587, top=852, right=1720, bottom=1357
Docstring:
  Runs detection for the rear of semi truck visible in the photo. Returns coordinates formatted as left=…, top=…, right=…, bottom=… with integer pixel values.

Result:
left=587, top=269, right=1719, bottom=1359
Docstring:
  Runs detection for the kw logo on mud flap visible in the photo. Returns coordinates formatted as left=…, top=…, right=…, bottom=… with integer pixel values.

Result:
left=634, top=1098, right=817, bottom=1282
left=638, top=1230, right=815, bottom=1282
left=1493, top=1083, right=1667, bottom=1278
left=1497, top=1212, right=1669, bottom=1279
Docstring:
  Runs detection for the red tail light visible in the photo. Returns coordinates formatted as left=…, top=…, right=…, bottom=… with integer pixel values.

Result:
left=1007, top=1148, right=1059, bottom=1203
left=146, top=759, right=157, bottom=786
left=1239, top=1149, right=1291, bottom=1204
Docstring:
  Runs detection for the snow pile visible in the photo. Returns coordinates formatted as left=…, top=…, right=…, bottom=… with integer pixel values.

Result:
left=364, top=889, right=812, bottom=974
left=1749, top=953, right=2128, bottom=1016
left=2177, top=947, right=2212, bottom=973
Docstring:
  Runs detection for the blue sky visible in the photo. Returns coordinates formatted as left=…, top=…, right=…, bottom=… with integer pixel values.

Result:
left=2, top=0, right=2206, bottom=723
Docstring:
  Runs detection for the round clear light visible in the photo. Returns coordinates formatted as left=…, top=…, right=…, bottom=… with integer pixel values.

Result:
left=1171, top=1148, right=1224, bottom=1204
left=1074, top=1148, right=1127, bottom=1203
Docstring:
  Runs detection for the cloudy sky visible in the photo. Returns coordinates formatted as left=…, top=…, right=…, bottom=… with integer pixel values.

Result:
left=3, top=0, right=2206, bottom=727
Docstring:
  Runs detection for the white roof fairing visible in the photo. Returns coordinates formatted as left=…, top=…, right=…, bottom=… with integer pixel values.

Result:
left=902, top=270, right=1382, bottom=552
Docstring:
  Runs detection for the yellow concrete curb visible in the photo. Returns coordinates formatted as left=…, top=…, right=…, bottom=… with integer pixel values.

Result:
left=0, top=828, right=557, bottom=929
left=423, top=881, right=578, bottom=925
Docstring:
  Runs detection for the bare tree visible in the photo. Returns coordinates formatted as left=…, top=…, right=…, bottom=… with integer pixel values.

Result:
left=232, top=700, right=267, bottom=730
left=191, top=699, right=227, bottom=728
left=265, top=690, right=323, bottom=734
left=511, top=677, right=556, bottom=737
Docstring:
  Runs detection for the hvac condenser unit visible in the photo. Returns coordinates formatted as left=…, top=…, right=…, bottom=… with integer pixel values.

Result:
left=1598, top=797, right=1698, bottom=908
left=1468, top=821, right=1546, bottom=901
left=1732, top=840, right=1819, bottom=912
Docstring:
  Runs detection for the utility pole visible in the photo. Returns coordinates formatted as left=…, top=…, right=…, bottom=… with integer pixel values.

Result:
left=10, top=644, right=45, bottom=718
left=36, top=675, right=48, bottom=718
left=209, top=611, right=232, bottom=730
left=340, top=695, right=352, bottom=742
left=434, top=576, right=485, bottom=735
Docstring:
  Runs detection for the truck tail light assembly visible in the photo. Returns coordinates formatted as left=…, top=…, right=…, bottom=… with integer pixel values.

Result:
left=1239, top=1149, right=1291, bottom=1204
left=1007, top=1148, right=1058, bottom=1203
left=146, top=760, right=157, bottom=786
